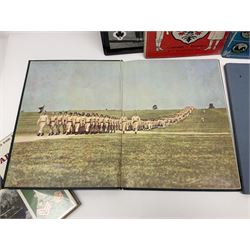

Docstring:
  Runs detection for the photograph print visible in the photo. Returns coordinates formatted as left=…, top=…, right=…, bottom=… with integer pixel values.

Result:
left=5, top=60, right=123, bottom=188
left=4, top=59, right=241, bottom=190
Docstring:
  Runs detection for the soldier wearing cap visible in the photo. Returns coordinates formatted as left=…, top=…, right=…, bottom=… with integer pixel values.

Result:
left=66, top=112, right=73, bottom=135
left=120, top=114, right=128, bottom=134
left=103, top=115, right=110, bottom=133
left=49, top=112, right=57, bottom=136
left=78, top=112, right=86, bottom=134
left=62, top=111, right=68, bottom=134
left=131, top=114, right=141, bottom=134
left=99, top=114, right=104, bottom=133
left=74, top=113, right=82, bottom=135
left=56, top=112, right=63, bottom=135
left=85, top=113, right=91, bottom=134
left=37, top=111, right=49, bottom=136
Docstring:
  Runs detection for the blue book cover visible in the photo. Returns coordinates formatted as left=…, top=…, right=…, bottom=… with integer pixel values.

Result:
left=225, top=63, right=250, bottom=194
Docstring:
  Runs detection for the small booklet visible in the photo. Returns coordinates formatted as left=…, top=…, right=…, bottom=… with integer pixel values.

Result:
left=4, top=59, right=241, bottom=190
left=0, top=134, right=80, bottom=219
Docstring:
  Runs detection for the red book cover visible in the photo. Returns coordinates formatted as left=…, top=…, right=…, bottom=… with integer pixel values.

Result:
left=145, top=31, right=229, bottom=58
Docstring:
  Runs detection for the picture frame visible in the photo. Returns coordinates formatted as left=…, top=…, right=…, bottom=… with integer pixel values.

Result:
left=101, top=31, right=144, bottom=55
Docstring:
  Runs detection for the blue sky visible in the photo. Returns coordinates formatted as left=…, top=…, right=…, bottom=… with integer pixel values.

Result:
left=21, top=60, right=226, bottom=112
left=123, top=59, right=226, bottom=110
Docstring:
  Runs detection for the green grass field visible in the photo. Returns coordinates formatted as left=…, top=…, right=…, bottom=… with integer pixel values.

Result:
left=16, top=108, right=231, bottom=135
left=5, top=108, right=241, bottom=189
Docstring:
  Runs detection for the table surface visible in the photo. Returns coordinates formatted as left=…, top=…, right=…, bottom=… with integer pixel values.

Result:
left=0, top=31, right=249, bottom=218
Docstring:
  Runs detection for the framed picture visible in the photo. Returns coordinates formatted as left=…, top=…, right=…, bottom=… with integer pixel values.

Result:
left=0, top=189, right=79, bottom=219
left=101, top=31, right=144, bottom=55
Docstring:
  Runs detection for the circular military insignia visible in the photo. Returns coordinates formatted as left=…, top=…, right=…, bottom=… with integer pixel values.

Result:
left=113, top=31, right=127, bottom=41
left=232, top=43, right=248, bottom=53
left=241, top=32, right=250, bottom=39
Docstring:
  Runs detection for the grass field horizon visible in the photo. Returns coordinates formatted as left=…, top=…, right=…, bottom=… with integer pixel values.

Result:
left=16, top=108, right=232, bottom=135
left=5, top=107, right=241, bottom=189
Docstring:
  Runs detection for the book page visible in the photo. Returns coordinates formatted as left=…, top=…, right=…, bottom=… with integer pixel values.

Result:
left=5, top=60, right=122, bottom=188
left=121, top=59, right=241, bottom=190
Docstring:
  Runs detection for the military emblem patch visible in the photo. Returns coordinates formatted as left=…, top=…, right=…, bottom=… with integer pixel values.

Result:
left=172, top=31, right=209, bottom=44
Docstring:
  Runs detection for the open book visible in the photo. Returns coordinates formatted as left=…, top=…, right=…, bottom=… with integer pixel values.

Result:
left=4, top=60, right=241, bottom=190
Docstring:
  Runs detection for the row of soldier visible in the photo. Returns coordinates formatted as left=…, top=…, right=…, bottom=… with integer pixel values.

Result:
left=36, top=106, right=194, bottom=136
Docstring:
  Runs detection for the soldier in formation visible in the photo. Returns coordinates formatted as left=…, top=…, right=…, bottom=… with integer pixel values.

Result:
left=36, top=106, right=195, bottom=136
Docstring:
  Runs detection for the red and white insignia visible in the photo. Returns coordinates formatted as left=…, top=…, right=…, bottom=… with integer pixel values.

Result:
left=172, top=32, right=208, bottom=44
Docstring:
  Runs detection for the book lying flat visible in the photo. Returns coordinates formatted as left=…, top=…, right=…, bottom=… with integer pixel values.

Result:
left=4, top=59, right=241, bottom=190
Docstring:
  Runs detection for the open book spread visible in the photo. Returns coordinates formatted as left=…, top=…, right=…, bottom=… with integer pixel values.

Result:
left=4, top=60, right=241, bottom=190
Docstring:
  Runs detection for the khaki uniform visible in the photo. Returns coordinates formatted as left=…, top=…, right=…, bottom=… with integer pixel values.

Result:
left=37, top=114, right=49, bottom=135
left=131, top=115, right=141, bottom=134
left=74, top=116, right=81, bottom=134
left=62, top=114, right=68, bottom=134
left=71, top=115, right=77, bottom=133
left=66, top=115, right=74, bottom=134
left=90, top=115, right=96, bottom=133
left=120, top=116, right=128, bottom=133
left=57, top=115, right=63, bottom=134
left=79, top=115, right=86, bottom=133
left=110, top=118, right=116, bottom=133
left=95, top=116, right=100, bottom=133
left=49, top=115, right=57, bottom=135
left=104, top=117, right=109, bottom=133
left=99, top=117, right=104, bottom=133
left=85, top=116, right=91, bottom=133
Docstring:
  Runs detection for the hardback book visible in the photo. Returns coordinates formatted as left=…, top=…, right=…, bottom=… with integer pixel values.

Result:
left=222, top=32, right=250, bottom=59
left=4, top=60, right=241, bottom=191
left=224, top=63, right=250, bottom=194
left=144, top=32, right=229, bottom=58
left=101, top=31, right=144, bottom=55
left=0, top=134, right=80, bottom=218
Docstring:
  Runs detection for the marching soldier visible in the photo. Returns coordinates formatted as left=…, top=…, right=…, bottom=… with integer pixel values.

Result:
left=99, top=114, right=105, bottom=133
left=49, top=112, right=57, bottom=136
left=85, top=113, right=91, bottom=134
left=37, top=111, right=49, bottom=136
left=103, top=115, right=110, bottom=133
left=95, top=113, right=100, bottom=133
left=131, top=114, right=141, bottom=134
left=79, top=112, right=86, bottom=134
left=66, top=112, right=73, bottom=135
left=74, top=113, right=82, bottom=134
left=62, top=111, right=68, bottom=134
left=90, top=112, right=96, bottom=134
left=120, top=114, right=128, bottom=134
left=71, top=112, right=77, bottom=134
left=110, top=116, right=116, bottom=133
left=56, top=112, right=63, bottom=135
